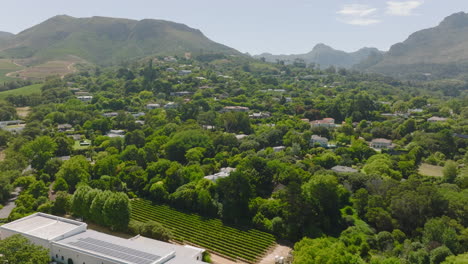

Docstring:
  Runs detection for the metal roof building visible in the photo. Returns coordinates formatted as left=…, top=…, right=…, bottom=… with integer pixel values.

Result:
left=0, top=213, right=207, bottom=264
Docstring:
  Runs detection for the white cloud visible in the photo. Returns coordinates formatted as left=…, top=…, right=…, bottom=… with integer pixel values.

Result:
left=337, top=4, right=377, bottom=17
left=386, top=1, right=424, bottom=16
left=337, top=4, right=380, bottom=26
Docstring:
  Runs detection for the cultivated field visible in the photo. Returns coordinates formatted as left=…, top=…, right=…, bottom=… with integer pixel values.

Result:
left=0, top=84, right=42, bottom=100
left=131, top=199, right=276, bottom=264
left=0, top=59, right=24, bottom=82
left=12, top=60, right=76, bottom=80
left=418, top=163, right=444, bottom=177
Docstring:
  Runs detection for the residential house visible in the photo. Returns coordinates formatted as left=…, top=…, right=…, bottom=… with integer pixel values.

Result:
left=106, top=130, right=125, bottom=138
left=249, top=112, right=271, bottom=119
left=146, top=103, right=161, bottom=110
left=221, top=106, right=249, bottom=113
left=77, top=96, right=93, bottom=102
left=310, top=135, right=329, bottom=147
left=164, top=102, right=178, bottom=109
left=170, top=91, right=193, bottom=97
left=273, top=146, right=286, bottom=152
left=57, top=124, right=73, bottom=132
left=204, top=167, right=236, bottom=182
left=102, top=112, right=119, bottom=118
left=311, top=118, right=335, bottom=128
left=331, top=166, right=358, bottom=173
left=370, top=138, right=393, bottom=149
left=427, top=116, right=448, bottom=122
left=178, top=70, right=192, bottom=76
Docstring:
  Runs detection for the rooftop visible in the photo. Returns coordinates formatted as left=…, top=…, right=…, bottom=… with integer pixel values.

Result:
left=130, top=236, right=206, bottom=264
left=427, top=116, right=448, bottom=122
left=371, top=138, right=392, bottom=143
left=55, top=230, right=174, bottom=264
left=0, top=213, right=85, bottom=241
left=331, top=166, right=358, bottom=173
left=204, top=167, right=236, bottom=182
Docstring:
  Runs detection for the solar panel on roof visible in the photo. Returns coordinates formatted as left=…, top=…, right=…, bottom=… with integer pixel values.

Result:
left=68, top=237, right=161, bottom=264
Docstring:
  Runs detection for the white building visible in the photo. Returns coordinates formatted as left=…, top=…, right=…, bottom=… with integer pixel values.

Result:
left=77, top=96, right=93, bottom=102
left=427, top=116, right=448, bottom=122
left=204, top=167, right=236, bottom=182
left=0, top=213, right=207, bottom=264
left=273, top=146, right=286, bottom=152
left=221, top=106, right=249, bottom=113
left=310, top=118, right=335, bottom=128
left=331, top=166, right=358, bottom=173
left=164, top=102, right=178, bottom=109
left=106, top=129, right=126, bottom=138
left=370, top=138, right=393, bottom=149
left=147, top=103, right=161, bottom=110
left=310, top=135, right=329, bottom=147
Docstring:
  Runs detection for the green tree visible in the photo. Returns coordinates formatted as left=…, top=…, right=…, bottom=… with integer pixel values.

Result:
left=0, top=234, right=50, bottom=264
left=443, top=160, right=458, bottom=183
left=21, top=136, right=57, bottom=170
left=52, top=191, right=71, bottom=215
left=53, top=177, right=69, bottom=192
left=217, top=170, right=254, bottom=224
left=423, top=217, right=459, bottom=254
left=103, top=192, right=131, bottom=231
left=430, top=246, right=453, bottom=264
left=28, top=180, right=48, bottom=198
left=56, top=155, right=91, bottom=192
left=71, top=185, right=92, bottom=217
left=293, top=237, right=364, bottom=264
left=302, top=174, right=347, bottom=235
left=165, top=130, right=213, bottom=163
left=90, top=190, right=113, bottom=225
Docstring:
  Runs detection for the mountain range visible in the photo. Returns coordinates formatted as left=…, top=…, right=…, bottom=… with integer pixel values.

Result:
left=1, top=12, right=468, bottom=79
left=360, top=12, right=468, bottom=78
left=0, top=31, right=14, bottom=46
left=254, top=44, right=383, bottom=69
left=256, top=12, right=468, bottom=79
left=0, top=15, right=239, bottom=66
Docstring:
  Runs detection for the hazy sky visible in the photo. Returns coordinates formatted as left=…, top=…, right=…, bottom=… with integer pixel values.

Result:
left=1, top=0, right=467, bottom=54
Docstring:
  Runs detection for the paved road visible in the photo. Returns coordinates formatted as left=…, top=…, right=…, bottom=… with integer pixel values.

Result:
left=0, top=187, right=21, bottom=219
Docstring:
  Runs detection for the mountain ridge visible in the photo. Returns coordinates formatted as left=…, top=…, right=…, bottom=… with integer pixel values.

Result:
left=0, top=15, right=240, bottom=65
left=254, top=44, right=383, bottom=68
left=361, top=12, right=468, bottom=78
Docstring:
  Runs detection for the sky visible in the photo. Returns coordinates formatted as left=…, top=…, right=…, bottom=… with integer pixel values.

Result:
left=1, top=0, right=467, bottom=55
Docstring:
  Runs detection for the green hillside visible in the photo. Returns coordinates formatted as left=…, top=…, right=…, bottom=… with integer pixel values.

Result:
left=0, top=15, right=240, bottom=66
left=0, top=84, right=41, bottom=100
left=0, top=31, right=13, bottom=47
left=362, top=12, right=468, bottom=79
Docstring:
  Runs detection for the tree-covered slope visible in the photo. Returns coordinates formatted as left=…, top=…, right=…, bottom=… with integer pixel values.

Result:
left=255, top=44, right=382, bottom=68
left=0, top=15, right=240, bottom=65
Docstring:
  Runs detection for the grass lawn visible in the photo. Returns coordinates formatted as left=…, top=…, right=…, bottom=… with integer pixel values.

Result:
left=73, top=139, right=91, bottom=150
left=418, top=163, right=444, bottom=177
left=0, top=84, right=42, bottom=100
